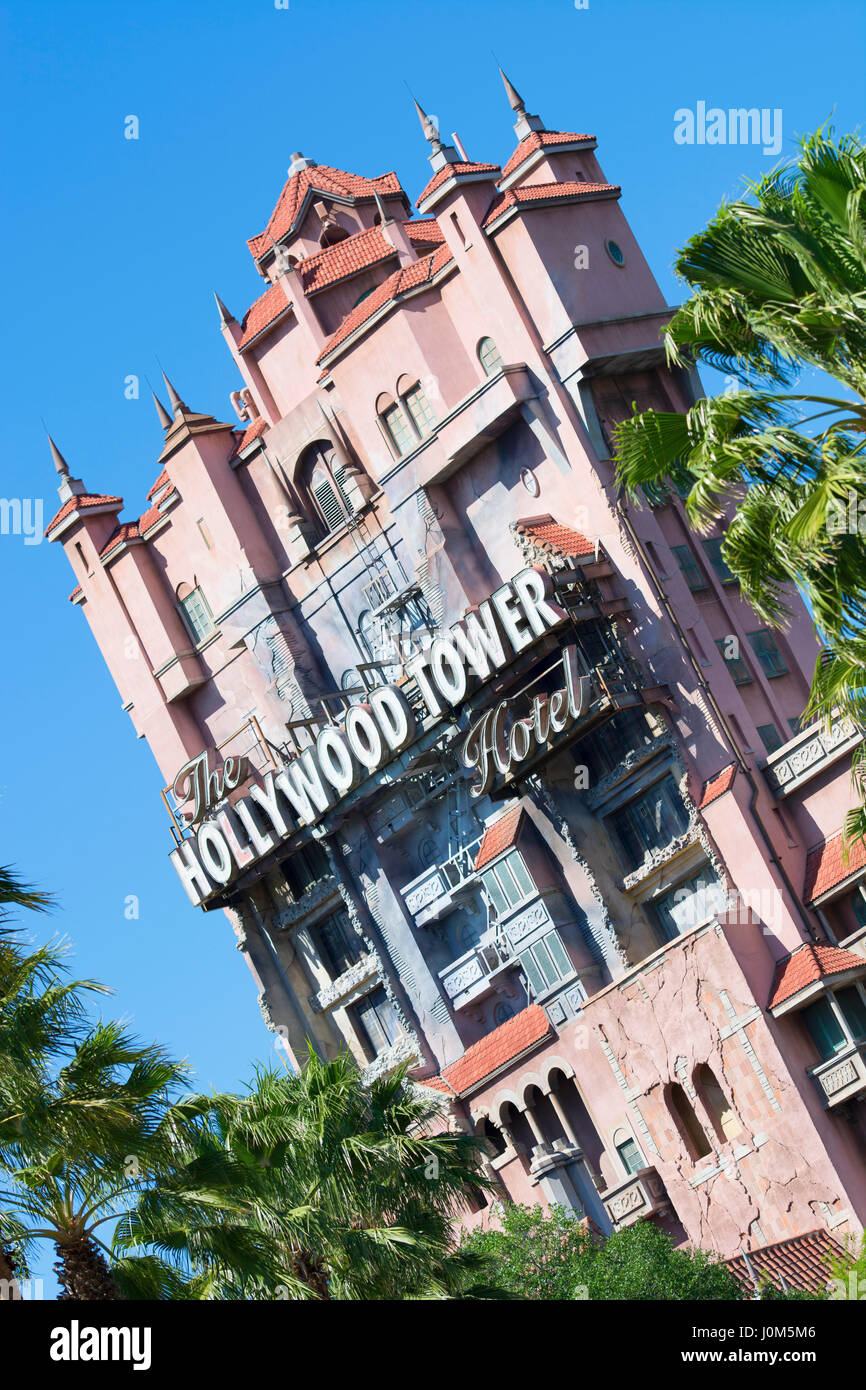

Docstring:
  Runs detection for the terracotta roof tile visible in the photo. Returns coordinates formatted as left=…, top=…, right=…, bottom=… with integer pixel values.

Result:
left=230, top=417, right=268, bottom=458
left=416, top=161, right=501, bottom=207
left=298, top=224, right=397, bottom=295
left=439, top=1004, right=552, bottom=1095
left=416, top=1075, right=453, bottom=1095
left=804, top=828, right=866, bottom=902
left=45, top=493, right=123, bottom=536
left=513, top=516, right=594, bottom=559
left=725, top=1228, right=845, bottom=1294
left=404, top=217, right=445, bottom=248
left=138, top=503, right=166, bottom=533
left=238, top=282, right=291, bottom=350
left=475, top=805, right=524, bottom=871
left=247, top=166, right=404, bottom=260
left=146, top=469, right=171, bottom=500
left=316, top=244, right=454, bottom=362
left=99, top=521, right=140, bottom=560
left=69, top=584, right=83, bottom=602
left=484, top=179, right=620, bottom=229
left=698, top=763, right=738, bottom=810
left=768, top=942, right=866, bottom=1010
left=501, top=129, right=596, bottom=180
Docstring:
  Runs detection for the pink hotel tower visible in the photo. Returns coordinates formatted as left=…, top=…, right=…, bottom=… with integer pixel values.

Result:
left=46, top=75, right=866, bottom=1268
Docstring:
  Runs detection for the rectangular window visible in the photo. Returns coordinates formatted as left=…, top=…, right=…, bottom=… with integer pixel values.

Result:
left=352, top=986, right=401, bottom=1059
left=481, top=850, right=535, bottom=918
left=404, top=384, right=436, bottom=438
left=757, top=722, right=784, bottom=754
left=179, top=587, right=215, bottom=643
left=671, top=544, right=708, bottom=593
left=518, top=930, right=573, bottom=998
left=606, top=775, right=690, bottom=874
left=715, top=639, right=752, bottom=685
left=383, top=403, right=416, bottom=456
left=837, top=986, right=866, bottom=1041
left=803, top=997, right=847, bottom=1060
left=282, top=842, right=330, bottom=897
left=651, top=871, right=726, bottom=942
left=616, top=1137, right=645, bottom=1175
left=701, top=537, right=736, bottom=584
left=748, top=628, right=787, bottom=679
left=317, top=910, right=363, bottom=978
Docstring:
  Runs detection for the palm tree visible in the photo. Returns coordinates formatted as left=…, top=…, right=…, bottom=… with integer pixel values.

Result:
left=613, top=127, right=866, bottom=842
left=121, top=1049, right=494, bottom=1300
left=0, top=1016, right=194, bottom=1300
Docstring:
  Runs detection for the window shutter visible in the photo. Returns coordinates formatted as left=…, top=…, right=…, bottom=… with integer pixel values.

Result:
left=312, top=473, right=346, bottom=533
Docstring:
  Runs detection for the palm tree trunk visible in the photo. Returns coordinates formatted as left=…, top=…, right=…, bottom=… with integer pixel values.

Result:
left=55, top=1238, right=124, bottom=1300
left=0, top=1245, right=21, bottom=1300
left=291, top=1249, right=331, bottom=1300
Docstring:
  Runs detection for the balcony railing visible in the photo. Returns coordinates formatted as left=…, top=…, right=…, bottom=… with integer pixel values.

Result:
left=763, top=716, right=862, bottom=799
left=400, top=835, right=484, bottom=926
left=601, top=1167, right=671, bottom=1230
left=438, top=930, right=516, bottom=1010
left=810, top=1040, right=866, bottom=1108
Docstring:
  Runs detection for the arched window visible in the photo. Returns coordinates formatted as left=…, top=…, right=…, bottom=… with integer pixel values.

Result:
left=299, top=441, right=354, bottom=535
left=613, top=1126, right=645, bottom=1176
left=667, top=1082, right=712, bottom=1161
left=319, top=223, right=350, bottom=248
left=377, top=382, right=436, bottom=457
left=176, top=582, right=215, bottom=643
left=402, top=381, right=436, bottom=439
left=478, top=336, right=503, bottom=376
left=695, top=1064, right=741, bottom=1142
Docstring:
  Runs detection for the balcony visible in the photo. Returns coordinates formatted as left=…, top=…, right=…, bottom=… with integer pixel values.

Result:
left=809, top=1040, right=866, bottom=1109
left=419, top=365, right=538, bottom=486
left=438, top=931, right=517, bottom=1010
left=763, top=716, right=862, bottom=799
left=313, top=953, right=380, bottom=1013
left=400, top=835, right=483, bottom=926
left=601, top=1167, right=671, bottom=1230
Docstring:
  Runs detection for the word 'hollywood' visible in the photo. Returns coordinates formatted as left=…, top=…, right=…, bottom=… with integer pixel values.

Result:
left=169, top=567, right=583, bottom=906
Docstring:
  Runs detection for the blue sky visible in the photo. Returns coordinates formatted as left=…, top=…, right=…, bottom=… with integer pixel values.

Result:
left=0, top=0, right=863, bottom=1228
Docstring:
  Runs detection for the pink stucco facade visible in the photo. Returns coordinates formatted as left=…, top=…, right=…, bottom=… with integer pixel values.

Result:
left=46, top=77, right=866, bottom=1263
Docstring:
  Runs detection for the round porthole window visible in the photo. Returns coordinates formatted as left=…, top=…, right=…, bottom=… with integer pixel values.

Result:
left=520, top=467, right=540, bottom=497
left=606, top=239, right=626, bottom=267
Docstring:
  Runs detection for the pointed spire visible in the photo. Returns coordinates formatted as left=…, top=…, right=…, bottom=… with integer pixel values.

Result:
left=499, top=67, right=526, bottom=115
left=498, top=66, right=545, bottom=140
left=412, top=97, right=461, bottom=174
left=162, top=372, right=187, bottom=416
left=47, top=433, right=70, bottom=480
left=214, top=291, right=235, bottom=325
left=152, top=390, right=173, bottom=430
left=414, top=98, right=441, bottom=151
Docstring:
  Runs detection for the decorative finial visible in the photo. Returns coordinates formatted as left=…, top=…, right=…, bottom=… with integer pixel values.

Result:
left=413, top=98, right=441, bottom=151
left=47, top=433, right=70, bottom=479
left=499, top=67, right=526, bottom=114
left=162, top=372, right=187, bottom=416
left=152, top=390, right=173, bottom=430
left=214, top=291, right=234, bottom=325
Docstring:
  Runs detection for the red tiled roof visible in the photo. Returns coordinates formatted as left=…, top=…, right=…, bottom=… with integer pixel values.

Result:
left=438, top=1004, right=552, bottom=1095
left=725, top=1228, right=845, bottom=1295
left=416, top=161, right=501, bottom=207
left=299, top=224, right=397, bottom=295
left=45, top=493, right=123, bottom=536
left=231, top=417, right=268, bottom=457
left=146, top=469, right=171, bottom=500
left=316, top=244, right=454, bottom=362
left=768, top=942, right=866, bottom=1011
left=501, top=129, right=596, bottom=180
left=238, top=282, right=291, bottom=350
left=404, top=217, right=445, bottom=248
left=698, top=763, right=738, bottom=810
left=475, top=805, right=524, bottom=871
left=484, top=179, right=620, bottom=229
left=138, top=503, right=166, bottom=533
left=416, top=1075, right=453, bottom=1095
left=99, top=521, right=140, bottom=560
left=247, top=166, right=404, bottom=260
left=69, top=584, right=83, bottom=602
left=804, top=828, right=866, bottom=903
left=513, top=516, right=594, bottom=558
